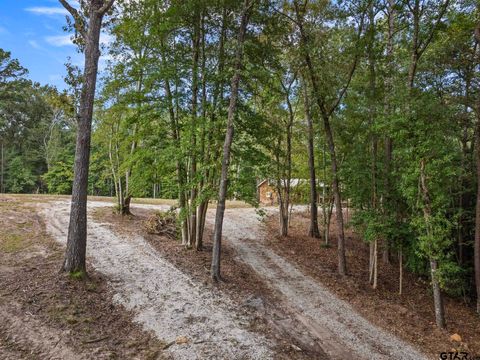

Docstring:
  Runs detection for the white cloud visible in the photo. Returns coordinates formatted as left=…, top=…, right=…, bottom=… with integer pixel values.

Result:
left=25, top=7, right=69, bottom=16
left=45, top=34, right=74, bottom=47
left=28, top=40, right=41, bottom=49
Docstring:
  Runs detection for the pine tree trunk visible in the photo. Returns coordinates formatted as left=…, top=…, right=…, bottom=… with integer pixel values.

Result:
left=62, top=2, right=112, bottom=273
left=211, top=0, right=251, bottom=281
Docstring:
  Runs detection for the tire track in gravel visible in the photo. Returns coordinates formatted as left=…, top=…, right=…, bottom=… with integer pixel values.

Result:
left=40, top=201, right=273, bottom=360
left=205, top=207, right=428, bottom=360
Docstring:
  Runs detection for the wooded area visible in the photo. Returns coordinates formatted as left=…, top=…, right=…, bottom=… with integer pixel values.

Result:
left=1, top=0, right=480, bottom=334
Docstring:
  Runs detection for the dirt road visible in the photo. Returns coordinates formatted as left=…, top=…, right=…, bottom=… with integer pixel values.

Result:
left=41, top=200, right=427, bottom=360
left=41, top=201, right=273, bottom=360
left=206, top=207, right=427, bottom=360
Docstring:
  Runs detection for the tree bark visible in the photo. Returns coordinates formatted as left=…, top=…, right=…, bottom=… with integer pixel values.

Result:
left=293, top=0, right=362, bottom=275
left=303, top=81, right=320, bottom=238
left=430, top=259, right=446, bottom=328
left=195, top=11, right=209, bottom=251
left=475, top=113, right=480, bottom=313
left=373, top=238, right=378, bottom=289
left=420, top=159, right=446, bottom=328
left=188, top=8, right=201, bottom=249
left=321, top=144, right=330, bottom=245
left=323, top=112, right=347, bottom=275
left=383, top=0, right=396, bottom=266
left=211, top=0, right=252, bottom=281
left=275, top=78, right=295, bottom=237
left=0, top=141, right=4, bottom=193
left=399, top=248, right=403, bottom=295
left=61, top=0, right=114, bottom=274
left=474, top=18, right=480, bottom=315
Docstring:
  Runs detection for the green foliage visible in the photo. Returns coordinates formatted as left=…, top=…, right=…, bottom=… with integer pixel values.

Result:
left=69, top=270, right=87, bottom=280
left=43, top=161, right=74, bottom=194
left=1, top=0, right=478, bottom=305
left=5, top=156, right=36, bottom=193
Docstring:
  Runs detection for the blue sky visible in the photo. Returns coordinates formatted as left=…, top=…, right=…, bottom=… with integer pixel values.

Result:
left=0, top=1, right=93, bottom=90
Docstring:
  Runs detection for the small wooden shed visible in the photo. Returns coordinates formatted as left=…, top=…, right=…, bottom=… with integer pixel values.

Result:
left=257, top=179, right=278, bottom=205
left=257, top=179, right=326, bottom=205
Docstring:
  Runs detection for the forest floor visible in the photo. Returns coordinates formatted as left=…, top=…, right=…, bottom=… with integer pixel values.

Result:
left=264, top=211, right=480, bottom=359
left=1, top=195, right=478, bottom=359
left=92, top=202, right=426, bottom=360
left=0, top=196, right=166, bottom=359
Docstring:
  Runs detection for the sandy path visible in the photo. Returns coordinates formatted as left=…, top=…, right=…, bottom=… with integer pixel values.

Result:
left=0, top=302, right=84, bottom=360
left=205, top=207, right=428, bottom=360
left=41, top=201, right=273, bottom=360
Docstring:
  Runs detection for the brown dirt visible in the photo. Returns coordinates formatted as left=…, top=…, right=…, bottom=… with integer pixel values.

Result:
left=265, top=210, right=480, bottom=359
left=93, top=206, right=328, bottom=359
left=0, top=197, right=167, bottom=360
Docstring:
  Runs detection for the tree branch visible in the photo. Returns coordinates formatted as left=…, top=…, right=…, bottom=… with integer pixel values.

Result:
left=418, top=0, right=450, bottom=57
left=58, top=0, right=86, bottom=38
left=59, top=0, right=79, bottom=18
left=97, top=0, right=116, bottom=16
left=327, top=3, right=367, bottom=117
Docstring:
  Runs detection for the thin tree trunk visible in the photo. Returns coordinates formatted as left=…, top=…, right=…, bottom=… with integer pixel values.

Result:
left=61, top=0, right=114, bottom=274
left=399, top=248, right=403, bottom=295
left=475, top=114, right=480, bottom=312
left=430, top=259, right=446, bottom=328
left=474, top=18, right=480, bottom=315
left=322, top=144, right=329, bottom=245
left=369, top=242, right=374, bottom=284
left=373, top=238, right=378, bottom=289
left=303, top=81, right=320, bottom=238
left=420, top=159, right=446, bottom=328
left=164, top=68, right=188, bottom=245
left=108, top=126, right=120, bottom=210
left=0, top=141, right=4, bottom=193
left=323, top=113, right=347, bottom=275
left=382, top=0, right=397, bottom=266
left=188, top=9, right=201, bottom=248
left=294, top=1, right=356, bottom=275
left=211, top=0, right=252, bottom=281
left=276, top=78, right=295, bottom=238
left=195, top=12, right=208, bottom=251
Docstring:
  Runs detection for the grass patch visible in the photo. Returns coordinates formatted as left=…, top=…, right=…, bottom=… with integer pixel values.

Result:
left=69, top=270, right=87, bottom=280
left=0, top=233, right=29, bottom=253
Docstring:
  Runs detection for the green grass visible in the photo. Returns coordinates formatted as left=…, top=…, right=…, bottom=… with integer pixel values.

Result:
left=0, top=233, right=27, bottom=253
left=69, top=270, right=87, bottom=280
